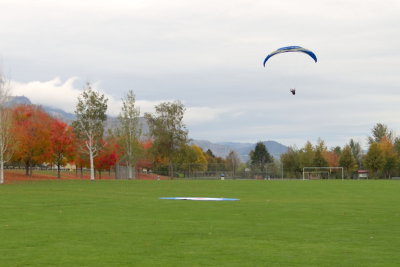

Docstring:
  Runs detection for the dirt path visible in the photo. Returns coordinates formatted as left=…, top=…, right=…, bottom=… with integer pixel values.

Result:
left=3, top=170, right=168, bottom=184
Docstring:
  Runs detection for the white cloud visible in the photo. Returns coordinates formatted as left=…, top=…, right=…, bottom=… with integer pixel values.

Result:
left=11, top=77, right=81, bottom=113
left=2, top=0, right=400, bottom=147
left=9, top=77, right=159, bottom=116
left=9, top=77, right=225, bottom=126
left=184, top=106, right=228, bottom=125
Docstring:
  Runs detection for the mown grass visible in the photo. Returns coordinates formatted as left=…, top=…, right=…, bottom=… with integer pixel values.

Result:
left=1, top=180, right=400, bottom=266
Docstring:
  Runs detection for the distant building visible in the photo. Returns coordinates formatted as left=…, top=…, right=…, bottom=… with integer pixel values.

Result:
left=357, top=170, right=368, bottom=179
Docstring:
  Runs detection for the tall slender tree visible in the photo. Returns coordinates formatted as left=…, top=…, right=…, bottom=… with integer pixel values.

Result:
left=72, top=83, right=108, bottom=181
left=349, top=139, right=362, bottom=168
left=0, top=71, right=13, bottom=184
left=226, top=150, right=241, bottom=177
left=116, top=90, right=142, bottom=179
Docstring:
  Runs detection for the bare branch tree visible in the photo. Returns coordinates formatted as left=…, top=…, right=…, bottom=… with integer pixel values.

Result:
left=0, top=70, right=13, bottom=184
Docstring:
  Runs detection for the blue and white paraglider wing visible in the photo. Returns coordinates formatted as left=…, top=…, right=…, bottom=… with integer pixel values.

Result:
left=263, top=46, right=317, bottom=66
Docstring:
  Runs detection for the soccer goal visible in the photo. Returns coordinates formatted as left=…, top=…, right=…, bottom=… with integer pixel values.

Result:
left=302, top=167, right=344, bottom=180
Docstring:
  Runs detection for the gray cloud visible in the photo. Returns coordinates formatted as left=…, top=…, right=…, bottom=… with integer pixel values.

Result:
left=1, top=0, right=400, bottom=148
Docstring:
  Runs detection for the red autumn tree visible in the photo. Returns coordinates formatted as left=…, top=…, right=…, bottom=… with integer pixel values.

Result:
left=12, top=105, right=52, bottom=176
left=142, top=139, right=153, bottom=150
left=94, top=137, right=121, bottom=178
left=49, top=119, right=76, bottom=178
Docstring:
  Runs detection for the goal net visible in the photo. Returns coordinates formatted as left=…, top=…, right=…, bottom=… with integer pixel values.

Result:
left=302, top=167, right=344, bottom=180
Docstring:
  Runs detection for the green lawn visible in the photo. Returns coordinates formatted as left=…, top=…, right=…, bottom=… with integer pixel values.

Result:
left=1, top=180, right=400, bottom=266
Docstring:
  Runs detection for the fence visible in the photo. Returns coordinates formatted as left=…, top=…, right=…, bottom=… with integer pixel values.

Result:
left=141, top=163, right=284, bottom=180
left=4, top=163, right=306, bottom=180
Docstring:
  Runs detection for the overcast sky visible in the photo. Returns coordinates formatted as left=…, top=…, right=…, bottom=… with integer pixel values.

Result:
left=1, top=0, right=400, bottom=148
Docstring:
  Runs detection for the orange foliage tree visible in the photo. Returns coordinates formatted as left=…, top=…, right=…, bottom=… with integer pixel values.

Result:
left=323, top=151, right=339, bottom=167
left=12, top=105, right=53, bottom=176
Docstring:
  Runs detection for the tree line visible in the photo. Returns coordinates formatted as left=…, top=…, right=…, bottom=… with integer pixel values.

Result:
left=0, top=79, right=243, bottom=183
left=279, top=123, right=400, bottom=179
left=208, top=123, right=400, bottom=180
left=1, top=72, right=399, bottom=183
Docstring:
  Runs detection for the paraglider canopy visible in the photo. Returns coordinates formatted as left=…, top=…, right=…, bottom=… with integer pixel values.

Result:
left=263, top=46, right=317, bottom=67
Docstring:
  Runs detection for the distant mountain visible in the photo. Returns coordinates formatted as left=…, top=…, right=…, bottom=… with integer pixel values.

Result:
left=191, top=140, right=288, bottom=162
left=44, top=106, right=76, bottom=121
left=8, top=96, right=76, bottom=121
left=6, top=95, right=32, bottom=106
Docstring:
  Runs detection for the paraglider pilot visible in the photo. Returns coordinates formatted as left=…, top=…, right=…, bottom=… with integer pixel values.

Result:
left=290, top=88, right=296, bottom=95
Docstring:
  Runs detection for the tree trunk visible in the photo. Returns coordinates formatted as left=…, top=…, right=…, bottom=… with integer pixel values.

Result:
left=89, top=150, right=95, bottom=181
left=26, top=158, right=33, bottom=177
left=169, top=162, right=174, bottom=179
left=29, top=163, right=33, bottom=177
left=57, top=163, right=61, bottom=179
left=25, top=161, right=29, bottom=176
left=0, top=159, right=4, bottom=184
left=128, top=162, right=132, bottom=179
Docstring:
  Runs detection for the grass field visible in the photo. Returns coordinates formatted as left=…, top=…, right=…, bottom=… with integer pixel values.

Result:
left=1, top=179, right=400, bottom=266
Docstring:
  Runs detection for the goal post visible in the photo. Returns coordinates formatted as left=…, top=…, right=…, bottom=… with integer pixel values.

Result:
left=302, top=167, right=344, bottom=180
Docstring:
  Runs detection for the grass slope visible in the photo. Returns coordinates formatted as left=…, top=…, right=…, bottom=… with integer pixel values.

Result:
left=1, top=180, right=400, bottom=266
